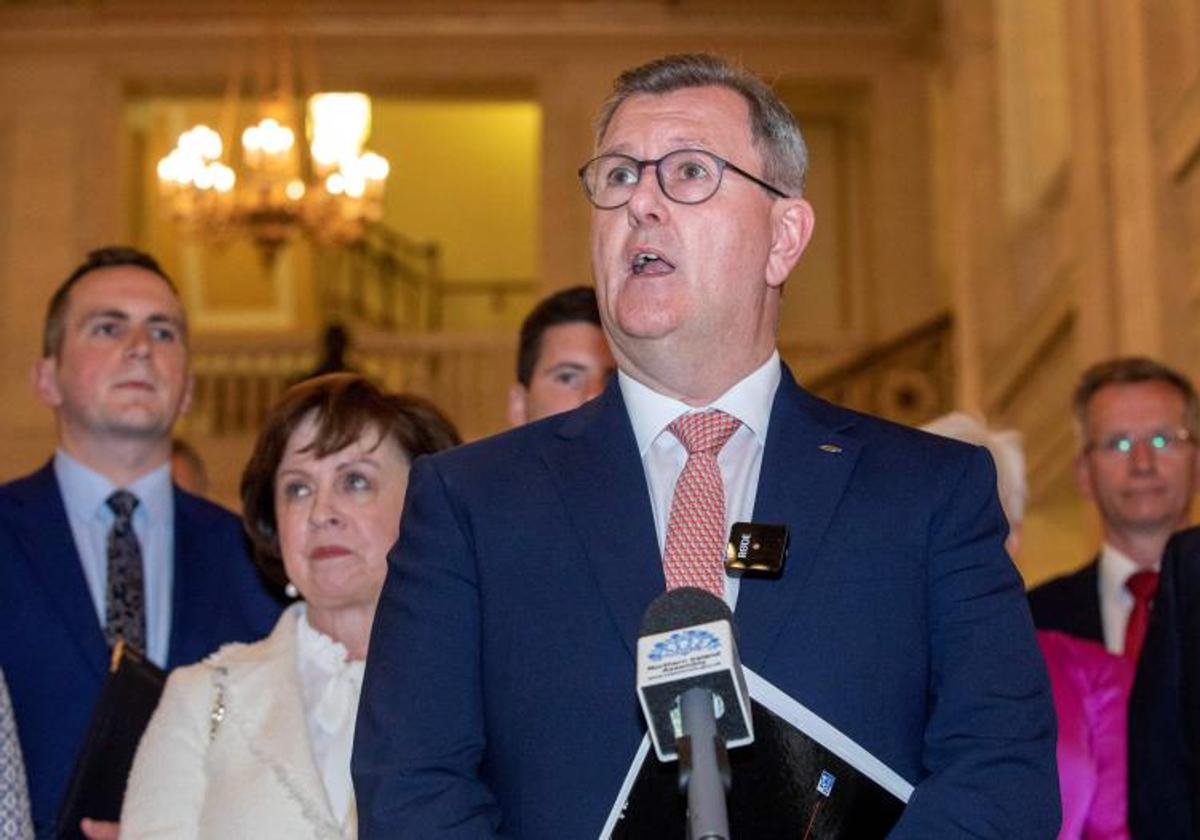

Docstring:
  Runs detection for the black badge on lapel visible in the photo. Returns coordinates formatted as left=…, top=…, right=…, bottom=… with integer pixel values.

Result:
left=724, top=522, right=789, bottom=576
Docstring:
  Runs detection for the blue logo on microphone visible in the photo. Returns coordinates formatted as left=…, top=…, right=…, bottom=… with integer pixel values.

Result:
left=648, top=629, right=721, bottom=661
left=817, top=770, right=836, bottom=797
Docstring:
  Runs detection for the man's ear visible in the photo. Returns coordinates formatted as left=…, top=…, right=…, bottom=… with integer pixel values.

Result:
left=765, top=197, right=815, bottom=289
left=1074, top=452, right=1095, bottom=502
left=32, top=357, right=62, bottom=408
left=178, top=372, right=195, bottom=417
left=507, top=383, right=529, bottom=427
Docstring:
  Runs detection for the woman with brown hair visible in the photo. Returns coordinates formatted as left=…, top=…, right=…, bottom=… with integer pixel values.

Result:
left=120, top=374, right=459, bottom=838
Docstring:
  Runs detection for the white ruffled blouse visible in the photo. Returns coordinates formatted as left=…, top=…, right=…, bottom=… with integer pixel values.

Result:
left=294, top=607, right=365, bottom=826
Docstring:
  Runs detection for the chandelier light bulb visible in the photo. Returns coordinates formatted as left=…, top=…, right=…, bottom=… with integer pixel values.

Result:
left=242, top=125, right=262, bottom=152
left=211, top=163, right=236, bottom=193
left=178, top=125, right=223, bottom=161
left=194, top=166, right=215, bottom=190
left=344, top=173, right=367, bottom=199
left=309, top=93, right=372, bottom=168
left=156, top=154, right=179, bottom=184
left=310, top=139, right=341, bottom=168
left=326, top=172, right=346, bottom=195
left=262, top=119, right=295, bottom=154
left=157, top=148, right=201, bottom=185
left=360, top=151, right=389, bottom=181
left=285, top=179, right=306, bottom=201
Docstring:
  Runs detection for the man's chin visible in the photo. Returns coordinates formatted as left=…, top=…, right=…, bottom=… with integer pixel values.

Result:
left=100, top=412, right=174, bottom=441
left=1121, top=510, right=1189, bottom=535
left=613, top=312, right=680, bottom=343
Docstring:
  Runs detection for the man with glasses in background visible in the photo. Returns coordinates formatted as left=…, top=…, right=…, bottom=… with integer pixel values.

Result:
left=356, top=53, right=1057, bottom=838
left=1056, top=361, right=1200, bottom=836
left=1029, top=357, right=1200, bottom=661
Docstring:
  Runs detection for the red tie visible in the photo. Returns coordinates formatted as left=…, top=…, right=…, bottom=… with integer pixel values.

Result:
left=662, top=410, right=741, bottom=597
left=1123, top=570, right=1160, bottom=661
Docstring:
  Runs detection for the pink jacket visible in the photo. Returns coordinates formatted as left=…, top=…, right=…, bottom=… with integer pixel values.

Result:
left=1037, top=630, right=1134, bottom=840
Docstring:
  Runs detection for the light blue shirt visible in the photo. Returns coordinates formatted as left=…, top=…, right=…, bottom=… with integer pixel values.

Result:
left=53, top=450, right=175, bottom=666
left=619, top=351, right=781, bottom=611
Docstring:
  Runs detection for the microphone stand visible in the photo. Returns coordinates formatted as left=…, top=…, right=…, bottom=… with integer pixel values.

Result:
left=677, top=687, right=731, bottom=840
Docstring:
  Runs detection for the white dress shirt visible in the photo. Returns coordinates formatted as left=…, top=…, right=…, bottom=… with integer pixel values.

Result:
left=54, top=449, right=174, bottom=666
left=295, top=606, right=365, bottom=827
left=619, top=351, right=781, bottom=610
left=1097, top=542, right=1157, bottom=655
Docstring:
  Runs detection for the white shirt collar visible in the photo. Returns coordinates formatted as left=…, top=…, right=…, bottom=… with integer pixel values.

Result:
left=1098, top=541, right=1151, bottom=596
left=1098, top=541, right=1159, bottom=654
left=619, top=351, right=781, bottom=455
left=54, top=448, right=173, bottom=524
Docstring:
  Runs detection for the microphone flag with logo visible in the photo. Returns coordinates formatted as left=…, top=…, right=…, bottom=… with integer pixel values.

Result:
left=636, top=587, right=753, bottom=762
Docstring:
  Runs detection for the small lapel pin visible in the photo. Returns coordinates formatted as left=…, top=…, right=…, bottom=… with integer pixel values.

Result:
left=818, top=443, right=843, bottom=454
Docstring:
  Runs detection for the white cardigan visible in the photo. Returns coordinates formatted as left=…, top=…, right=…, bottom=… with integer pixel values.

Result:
left=120, top=606, right=356, bottom=839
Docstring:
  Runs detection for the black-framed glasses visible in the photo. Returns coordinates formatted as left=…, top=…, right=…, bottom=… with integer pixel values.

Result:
left=1084, top=427, right=1197, bottom=457
left=577, top=148, right=790, bottom=209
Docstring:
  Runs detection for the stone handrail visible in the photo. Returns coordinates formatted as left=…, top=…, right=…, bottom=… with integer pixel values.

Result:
left=317, top=223, right=536, bottom=331
left=800, top=312, right=955, bottom=427
left=183, top=330, right=516, bottom=442
left=184, top=313, right=956, bottom=446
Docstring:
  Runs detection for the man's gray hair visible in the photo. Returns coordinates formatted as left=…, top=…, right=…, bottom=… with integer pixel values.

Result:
left=594, top=53, right=809, bottom=196
left=1072, top=356, right=1200, bottom=446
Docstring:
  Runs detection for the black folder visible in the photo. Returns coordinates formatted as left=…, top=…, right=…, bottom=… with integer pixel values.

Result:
left=604, top=669, right=910, bottom=839
left=55, top=642, right=166, bottom=839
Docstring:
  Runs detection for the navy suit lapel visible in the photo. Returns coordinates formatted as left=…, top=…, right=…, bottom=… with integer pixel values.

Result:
left=735, top=372, right=861, bottom=671
left=167, top=489, right=204, bottom=668
left=10, top=463, right=109, bottom=678
left=542, top=383, right=663, bottom=659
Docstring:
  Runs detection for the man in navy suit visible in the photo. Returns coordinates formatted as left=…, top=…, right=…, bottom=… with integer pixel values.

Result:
left=1028, top=358, right=1199, bottom=656
left=354, top=53, right=1058, bottom=838
left=0, top=247, right=281, bottom=836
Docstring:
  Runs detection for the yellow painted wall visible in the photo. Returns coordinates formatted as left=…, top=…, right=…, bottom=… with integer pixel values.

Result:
left=373, top=99, right=540, bottom=283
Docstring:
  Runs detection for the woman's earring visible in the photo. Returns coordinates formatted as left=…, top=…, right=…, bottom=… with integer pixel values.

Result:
left=285, top=581, right=299, bottom=599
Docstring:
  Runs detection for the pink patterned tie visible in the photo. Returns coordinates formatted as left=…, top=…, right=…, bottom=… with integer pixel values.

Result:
left=663, top=410, right=741, bottom=596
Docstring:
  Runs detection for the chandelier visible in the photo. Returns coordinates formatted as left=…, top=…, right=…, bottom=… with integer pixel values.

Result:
left=156, top=74, right=390, bottom=264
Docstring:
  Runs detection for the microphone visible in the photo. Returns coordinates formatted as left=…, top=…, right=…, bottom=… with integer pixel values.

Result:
left=636, top=587, right=753, bottom=840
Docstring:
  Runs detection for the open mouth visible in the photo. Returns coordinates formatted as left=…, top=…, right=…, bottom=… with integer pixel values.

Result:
left=630, top=251, right=676, bottom=276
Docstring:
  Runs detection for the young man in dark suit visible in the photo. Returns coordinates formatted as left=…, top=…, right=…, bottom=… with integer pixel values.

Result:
left=0, top=247, right=282, bottom=836
left=1029, top=357, right=1199, bottom=659
left=506, top=285, right=615, bottom=426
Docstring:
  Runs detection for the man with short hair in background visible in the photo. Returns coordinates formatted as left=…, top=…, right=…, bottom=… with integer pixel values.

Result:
left=507, top=285, right=615, bottom=425
left=355, top=53, right=1057, bottom=838
left=1029, top=357, right=1200, bottom=660
left=0, top=247, right=281, bottom=836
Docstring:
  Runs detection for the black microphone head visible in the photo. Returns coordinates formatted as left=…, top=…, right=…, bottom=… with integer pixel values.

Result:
left=639, top=587, right=733, bottom=637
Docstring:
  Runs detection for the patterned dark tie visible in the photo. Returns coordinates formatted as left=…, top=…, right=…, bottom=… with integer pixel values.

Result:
left=0, top=670, right=33, bottom=840
left=105, top=490, right=146, bottom=654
